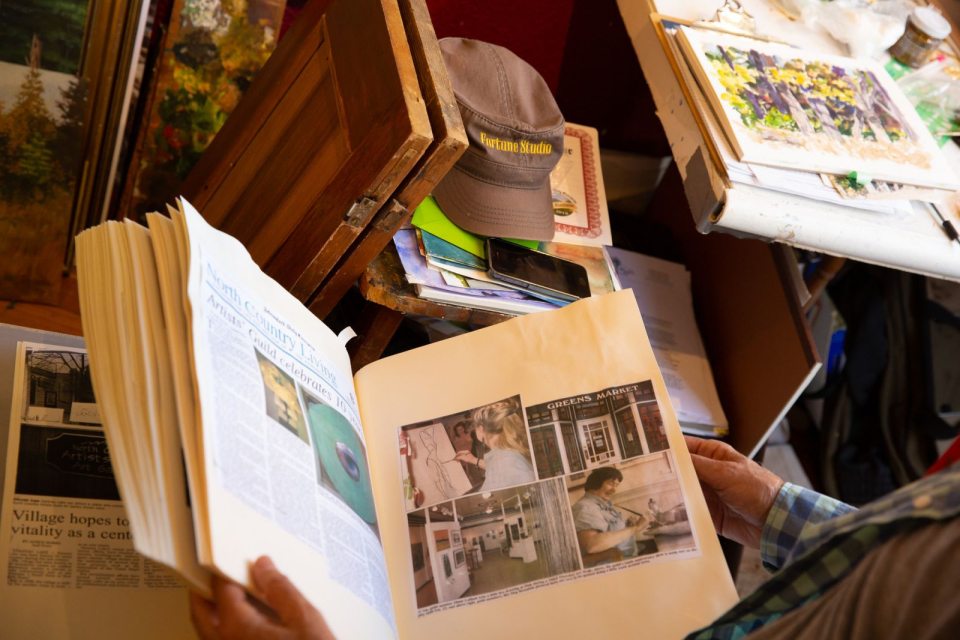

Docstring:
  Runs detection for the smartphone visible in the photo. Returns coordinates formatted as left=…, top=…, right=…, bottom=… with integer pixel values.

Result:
left=486, top=238, right=591, bottom=302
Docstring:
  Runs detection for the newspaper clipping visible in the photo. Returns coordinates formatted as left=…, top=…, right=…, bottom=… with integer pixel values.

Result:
left=196, top=260, right=393, bottom=626
left=397, top=381, right=699, bottom=616
left=0, top=343, right=191, bottom=638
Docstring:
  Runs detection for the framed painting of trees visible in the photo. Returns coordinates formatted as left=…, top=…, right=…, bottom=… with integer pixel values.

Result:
left=0, top=0, right=150, bottom=303
left=677, top=26, right=960, bottom=190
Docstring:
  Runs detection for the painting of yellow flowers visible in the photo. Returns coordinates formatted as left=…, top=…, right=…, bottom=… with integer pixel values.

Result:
left=677, top=27, right=960, bottom=190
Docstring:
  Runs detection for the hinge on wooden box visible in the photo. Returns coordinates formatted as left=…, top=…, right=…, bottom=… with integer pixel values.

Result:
left=374, top=199, right=408, bottom=233
left=344, top=197, right=377, bottom=228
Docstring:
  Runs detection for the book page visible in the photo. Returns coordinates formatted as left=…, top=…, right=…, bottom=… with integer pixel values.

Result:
left=0, top=342, right=194, bottom=639
left=177, top=200, right=396, bottom=639
left=355, top=291, right=738, bottom=640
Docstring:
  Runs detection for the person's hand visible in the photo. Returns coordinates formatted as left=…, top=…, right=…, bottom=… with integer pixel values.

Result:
left=629, top=514, right=648, bottom=533
left=453, top=451, right=478, bottom=465
left=190, top=556, right=336, bottom=640
left=684, top=436, right=785, bottom=549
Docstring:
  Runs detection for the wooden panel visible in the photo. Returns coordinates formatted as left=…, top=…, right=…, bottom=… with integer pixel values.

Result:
left=348, top=303, right=406, bottom=373
left=273, top=0, right=434, bottom=298
left=0, top=275, right=83, bottom=337
left=307, top=0, right=468, bottom=318
left=197, top=41, right=338, bottom=228
left=217, top=43, right=350, bottom=265
left=180, top=0, right=432, bottom=301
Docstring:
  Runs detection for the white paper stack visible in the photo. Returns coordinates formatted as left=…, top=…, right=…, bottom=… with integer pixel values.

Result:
left=606, top=247, right=728, bottom=437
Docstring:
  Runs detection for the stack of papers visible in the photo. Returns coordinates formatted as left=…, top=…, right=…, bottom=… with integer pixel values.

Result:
left=394, top=229, right=559, bottom=315
left=393, top=228, right=618, bottom=316
left=607, top=247, right=728, bottom=437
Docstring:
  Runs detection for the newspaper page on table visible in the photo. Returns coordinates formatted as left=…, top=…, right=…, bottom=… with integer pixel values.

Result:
left=355, top=291, right=737, bottom=640
left=0, top=342, right=193, bottom=639
left=178, top=200, right=396, bottom=639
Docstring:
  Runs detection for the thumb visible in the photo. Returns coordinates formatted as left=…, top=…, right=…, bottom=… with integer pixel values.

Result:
left=251, top=556, right=312, bottom=627
left=688, top=452, right=740, bottom=492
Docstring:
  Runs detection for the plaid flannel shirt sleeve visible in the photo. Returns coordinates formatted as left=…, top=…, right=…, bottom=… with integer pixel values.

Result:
left=759, top=482, right=856, bottom=571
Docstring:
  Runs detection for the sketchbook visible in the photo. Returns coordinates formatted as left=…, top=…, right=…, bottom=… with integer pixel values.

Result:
left=74, top=198, right=737, bottom=639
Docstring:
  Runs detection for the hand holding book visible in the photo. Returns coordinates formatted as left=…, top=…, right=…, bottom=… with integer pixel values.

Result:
left=191, top=556, right=334, bottom=640
left=75, top=197, right=738, bottom=639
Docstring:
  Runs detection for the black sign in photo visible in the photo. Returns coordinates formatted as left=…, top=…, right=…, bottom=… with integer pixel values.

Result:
left=14, top=425, right=120, bottom=501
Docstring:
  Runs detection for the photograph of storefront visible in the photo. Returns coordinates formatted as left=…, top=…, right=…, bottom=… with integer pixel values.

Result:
left=525, top=381, right=669, bottom=479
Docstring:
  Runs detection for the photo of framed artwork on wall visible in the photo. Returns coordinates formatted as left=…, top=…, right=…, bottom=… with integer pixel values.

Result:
left=442, top=552, right=452, bottom=579
left=451, top=530, right=462, bottom=546
left=434, top=529, right=450, bottom=551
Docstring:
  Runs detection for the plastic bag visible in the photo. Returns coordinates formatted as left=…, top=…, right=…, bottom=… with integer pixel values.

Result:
left=897, top=59, right=960, bottom=145
left=802, top=0, right=909, bottom=59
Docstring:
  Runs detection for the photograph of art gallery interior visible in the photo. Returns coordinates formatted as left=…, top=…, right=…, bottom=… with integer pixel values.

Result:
left=526, top=381, right=668, bottom=479
left=407, top=478, right=581, bottom=611
left=565, top=452, right=695, bottom=569
left=399, top=395, right=536, bottom=512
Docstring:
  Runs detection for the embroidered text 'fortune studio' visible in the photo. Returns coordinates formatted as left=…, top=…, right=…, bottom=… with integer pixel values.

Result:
left=480, top=132, right=553, bottom=155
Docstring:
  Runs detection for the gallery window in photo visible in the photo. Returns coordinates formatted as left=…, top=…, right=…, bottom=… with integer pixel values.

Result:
left=526, top=381, right=667, bottom=479
left=23, top=348, right=99, bottom=426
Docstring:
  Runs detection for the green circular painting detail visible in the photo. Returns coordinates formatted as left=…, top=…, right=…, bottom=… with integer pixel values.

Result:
left=308, top=403, right=377, bottom=524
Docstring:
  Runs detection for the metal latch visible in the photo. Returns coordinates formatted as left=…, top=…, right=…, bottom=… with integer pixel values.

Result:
left=374, top=199, right=408, bottom=233
left=344, top=197, right=377, bottom=228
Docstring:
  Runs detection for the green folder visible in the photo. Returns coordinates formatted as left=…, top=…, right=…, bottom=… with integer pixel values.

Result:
left=411, top=195, right=538, bottom=259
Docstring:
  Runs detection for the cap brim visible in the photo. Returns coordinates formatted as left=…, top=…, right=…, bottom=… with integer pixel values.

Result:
left=433, top=166, right=556, bottom=242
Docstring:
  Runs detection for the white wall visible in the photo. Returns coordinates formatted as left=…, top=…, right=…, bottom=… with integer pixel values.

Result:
left=463, top=521, right=506, bottom=553
left=567, top=452, right=683, bottom=519
left=426, top=522, right=469, bottom=603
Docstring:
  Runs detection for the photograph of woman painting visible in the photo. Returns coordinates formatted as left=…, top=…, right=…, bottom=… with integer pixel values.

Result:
left=454, top=399, right=535, bottom=491
left=451, top=420, right=486, bottom=486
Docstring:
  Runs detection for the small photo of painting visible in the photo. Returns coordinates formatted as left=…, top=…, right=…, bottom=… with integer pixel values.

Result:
left=434, top=529, right=450, bottom=552
left=301, top=387, right=378, bottom=534
left=411, top=542, right=425, bottom=572
left=677, top=26, right=960, bottom=190
left=254, top=348, right=307, bottom=443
